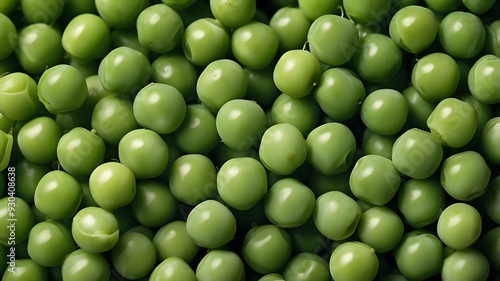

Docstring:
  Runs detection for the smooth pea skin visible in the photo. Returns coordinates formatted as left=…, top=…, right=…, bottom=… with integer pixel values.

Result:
left=20, top=0, right=64, bottom=24
left=440, top=151, right=490, bottom=200
left=329, top=242, right=379, bottom=281
left=98, top=46, right=151, bottom=95
left=361, top=89, right=408, bottom=136
left=71, top=207, right=119, bottom=253
left=0, top=13, right=16, bottom=57
left=131, top=181, right=177, bottom=227
left=269, top=7, right=312, bottom=52
left=175, top=104, right=219, bottom=154
left=313, top=68, right=365, bottom=122
left=282, top=253, right=330, bottom=281
left=402, top=86, right=436, bottom=130
left=216, top=99, right=267, bottom=151
left=307, top=14, right=359, bottom=67
left=0, top=197, right=34, bottom=246
left=153, top=220, right=200, bottom=263
left=350, top=155, right=401, bottom=205
left=271, top=94, right=321, bottom=136
left=394, top=231, right=443, bottom=280
left=151, top=54, right=198, bottom=102
left=437, top=203, right=482, bottom=250
left=197, top=59, right=247, bottom=112
left=231, top=21, right=279, bottom=70
left=57, top=127, right=106, bottom=176
left=427, top=97, right=477, bottom=148
left=391, top=128, right=443, bottom=179
left=168, top=154, right=217, bottom=206
left=313, top=191, right=362, bottom=240
left=34, top=171, right=82, bottom=219
left=137, top=4, right=184, bottom=53
left=1, top=259, right=48, bottom=281
left=306, top=122, right=356, bottom=175
left=468, top=54, right=500, bottom=104
left=442, top=248, right=489, bottom=281
left=62, top=13, right=111, bottom=62
left=264, top=178, right=315, bottom=228
left=259, top=123, right=307, bottom=175
left=17, top=116, right=62, bottom=164
left=15, top=159, right=51, bottom=204
left=118, top=129, right=169, bottom=179
left=38, top=64, right=88, bottom=114
left=186, top=200, right=236, bottom=248
left=91, top=94, right=140, bottom=146
left=95, top=0, right=149, bottom=28
left=357, top=206, right=404, bottom=253
left=0, top=72, right=39, bottom=121
left=210, top=0, right=256, bottom=28
left=298, top=0, right=341, bottom=20
left=273, top=50, right=321, bottom=98
left=242, top=225, right=292, bottom=274
left=61, top=249, right=110, bottom=281
left=389, top=5, right=439, bottom=54
left=397, top=178, right=445, bottom=228
left=259, top=273, right=285, bottom=281
left=438, top=11, right=485, bottom=59
left=89, top=162, right=136, bottom=211
left=150, top=257, right=197, bottom=281
left=362, top=129, right=396, bottom=159
left=412, top=52, right=460, bottom=102
left=27, top=221, right=75, bottom=267
left=424, top=0, right=462, bottom=13
left=482, top=117, right=500, bottom=165
left=196, top=250, right=245, bottom=281
left=182, top=18, right=230, bottom=67
left=217, top=157, right=267, bottom=210
left=353, top=33, right=402, bottom=83
left=111, top=232, right=156, bottom=280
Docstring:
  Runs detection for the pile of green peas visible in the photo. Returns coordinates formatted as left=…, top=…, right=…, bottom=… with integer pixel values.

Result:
left=0, top=0, right=500, bottom=280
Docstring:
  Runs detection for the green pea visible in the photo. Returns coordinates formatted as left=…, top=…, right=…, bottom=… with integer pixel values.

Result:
left=477, top=226, right=500, bottom=271
left=209, top=0, right=256, bottom=29
left=0, top=72, right=39, bottom=122
left=196, top=249, right=245, bottom=281
left=17, top=116, right=62, bottom=164
left=270, top=7, right=312, bottom=52
left=259, top=273, right=285, bottom=281
left=313, top=191, right=361, bottom=241
left=438, top=11, right=485, bottom=59
left=151, top=53, right=198, bottom=102
left=0, top=130, right=13, bottom=171
left=0, top=196, right=34, bottom=246
left=282, top=253, right=330, bottom=281
left=242, top=225, right=292, bottom=274
left=361, top=89, right=408, bottom=136
left=442, top=248, right=489, bottom=281
left=95, top=0, right=149, bottom=28
left=174, top=104, right=220, bottom=154
left=308, top=169, right=353, bottom=198
left=110, top=28, right=150, bottom=58
left=467, top=54, right=500, bottom=104
left=298, top=0, right=341, bottom=20
left=437, top=203, right=482, bottom=250
left=357, top=206, right=404, bottom=253
left=244, top=65, right=281, bottom=107
left=153, top=220, right=200, bottom=263
left=288, top=218, right=329, bottom=254
left=232, top=21, right=279, bottom=70
left=2, top=259, right=48, bottom=281
left=484, top=20, right=500, bottom=57
left=27, top=221, right=75, bottom=267
left=482, top=117, right=500, bottom=165
left=362, top=129, right=396, bottom=159
left=150, top=257, right=197, bottom=281
left=483, top=175, right=500, bottom=223
left=61, top=249, right=110, bottom=281
left=89, top=162, right=136, bottom=211
left=0, top=0, right=19, bottom=15
left=111, top=232, right=156, bottom=280
left=271, top=93, right=321, bottom=137
left=71, top=207, right=120, bottom=253
left=329, top=241, right=379, bottom=281
left=20, top=0, right=63, bottom=24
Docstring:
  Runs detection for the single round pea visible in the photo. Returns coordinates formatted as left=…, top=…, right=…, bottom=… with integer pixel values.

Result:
left=71, top=207, right=119, bottom=253
left=1, top=259, right=48, bottom=281
left=0, top=13, right=17, bottom=61
left=242, top=225, right=292, bottom=274
left=95, top=0, right=148, bottom=28
left=110, top=28, right=150, bottom=58
left=389, top=5, right=439, bottom=54
left=485, top=20, right=500, bottom=57
left=440, top=11, right=486, bottom=59
left=111, top=232, right=156, bottom=280
left=271, top=94, right=321, bottom=137
left=482, top=118, right=500, bottom=165
left=216, top=99, right=267, bottom=151
left=468, top=54, right=500, bottom=104
left=402, top=86, right=436, bottom=130
left=174, top=104, right=220, bottom=154
left=14, top=159, right=50, bottom=205
left=273, top=50, right=321, bottom=98
left=350, top=155, right=401, bottom=206
left=98, top=46, right=151, bottom=95
left=209, top=0, right=256, bottom=28
left=362, top=129, right=396, bottom=159
left=34, top=170, right=82, bottom=219
left=361, top=89, right=408, bottom=136
left=197, top=59, right=247, bottom=112
left=20, top=0, right=64, bottom=24
left=153, top=220, right=200, bottom=263
left=442, top=248, right=489, bottom=281
left=61, top=249, right=110, bottom=281
left=196, top=249, right=245, bottom=281
left=91, top=94, right=140, bottom=146
left=313, top=191, right=362, bottom=241
left=269, top=7, right=312, bottom=52
left=27, top=221, right=75, bottom=267
left=168, top=154, right=217, bottom=206
left=186, top=199, right=236, bottom=248
left=308, top=169, right=353, bottom=198
left=440, top=150, right=490, bottom=201
left=357, top=206, right=404, bottom=253
left=307, top=14, right=359, bottom=67
left=131, top=181, right=177, bottom=227
left=306, top=122, right=357, bottom=175
left=151, top=53, right=198, bottom=102
left=397, top=178, right=445, bottom=228
left=17, top=116, right=62, bottom=164
left=0, top=72, right=39, bottom=121
left=329, top=241, right=379, bottom=281
left=259, top=123, right=307, bottom=175
left=0, top=197, right=34, bottom=246
left=313, top=68, right=366, bottom=122
left=89, top=162, right=136, bottom=211
left=412, top=52, right=460, bottom=103
left=244, top=65, right=281, bottom=107
left=150, top=257, right=197, bottom=281
left=437, top=203, right=482, bottom=250
left=282, top=252, right=331, bottom=281
left=394, top=231, right=443, bottom=280
left=298, top=0, right=341, bottom=20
